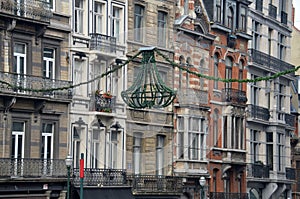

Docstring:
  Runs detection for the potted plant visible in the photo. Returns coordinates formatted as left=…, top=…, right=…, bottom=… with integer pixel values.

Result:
left=103, top=91, right=112, bottom=99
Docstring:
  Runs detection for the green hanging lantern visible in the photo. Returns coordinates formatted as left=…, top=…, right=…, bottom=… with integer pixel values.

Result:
left=121, top=47, right=176, bottom=109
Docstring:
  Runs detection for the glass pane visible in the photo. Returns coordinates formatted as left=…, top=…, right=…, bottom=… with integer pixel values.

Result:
left=14, top=43, right=25, bottom=54
left=11, top=134, right=16, bottom=159
left=111, top=131, right=118, bottom=141
left=12, top=122, right=24, bottom=131
left=47, top=136, right=52, bottom=159
left=42, top=123, right=53, bottom=133
left=44, top=48, right=54, bottom=58
left=41, top=136, right=45, bottom=158
left=17, top=135, right=22, bottom=159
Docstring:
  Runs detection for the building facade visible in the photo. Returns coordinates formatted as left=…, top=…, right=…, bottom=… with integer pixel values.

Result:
left=246, top=0, right=296, bottom=198
left=0, top=0, right=71, bottom=198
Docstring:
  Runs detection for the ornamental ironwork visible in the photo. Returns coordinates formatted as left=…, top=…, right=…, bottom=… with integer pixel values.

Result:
left=121, top=47, right=176, bottom=109
left=90, top=33, right=117, bottom=53
left=0, top=0, right=53, bottom=22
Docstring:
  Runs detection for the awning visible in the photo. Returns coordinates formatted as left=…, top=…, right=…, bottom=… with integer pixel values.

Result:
left=74, top=187, right=134, bottom=199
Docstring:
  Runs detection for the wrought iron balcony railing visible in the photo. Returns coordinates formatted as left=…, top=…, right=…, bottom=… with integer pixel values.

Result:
left=221, top=88, right=247, bottom=104
left=95, top=93, right=115, bottom=113
left=210, top=192, right=248, bottom=199
left=247, top=104, right=270, bottom=121
left=0, top=72, right=72, bottom=100
left=269, top=4, right=277, bottom=19
left=247, top=163, right=270, bottom=178
left=128, top=175, right=183, bottom=194
left=73, top=168, right=127, bottom=187
left=0, top=0, right=52, bottom=22
left=0, top=158, right=67, bottom=178
left=90, top=33, right=116, bottom=54
left=281, top=11, right=288, bottom=25
left=177, top=88, right=208, bottom=105
left=286, top=167, right=296, bottom=180
left=250, top=49, right=294, bottom=73
left=285, top=113, right=295, bottom=127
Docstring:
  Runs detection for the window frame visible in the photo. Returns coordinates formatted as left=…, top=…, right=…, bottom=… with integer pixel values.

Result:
left=134, top=4, right=145, bottom=42
left=75, top=0, right=84, bottom=34
left=157, top=10, right=167, bottom=47
left=94, top=0, right=106, bottom=34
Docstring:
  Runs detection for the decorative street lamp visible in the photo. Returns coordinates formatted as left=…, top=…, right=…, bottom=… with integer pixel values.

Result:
left=65, top=155, right=73, bottom=199
left=199, top=176, right=206, bottom=199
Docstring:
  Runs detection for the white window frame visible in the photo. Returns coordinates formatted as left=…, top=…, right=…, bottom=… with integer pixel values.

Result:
left=41, top=123, right=54, bottom=175
left=43, top=48, right=55, bottom=79
left=111, top=4, right=124, bottom=43
left=156, top=135, right=165, bottom=175
left=94, top=1, right=106, bottom=34
left=73, top=126, right=81, bottom=168
left=46, top=0, right=55, bottom=11
left=188, top=117, right=206, bottom=160
left=11, top=122, right=25, bottom=176
left=91, top=129, right=101, bottom=168
left=277, top=132, right=285, bottom=171
left=75, top=0, right=84, bottom=34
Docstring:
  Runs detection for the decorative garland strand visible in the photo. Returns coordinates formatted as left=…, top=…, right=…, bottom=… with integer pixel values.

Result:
left=154, top=49, right=300, bottom=83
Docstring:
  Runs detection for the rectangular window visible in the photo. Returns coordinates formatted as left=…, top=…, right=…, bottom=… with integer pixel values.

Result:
left=43, top=48, right=55, bottom=79
left=252, top=21, right=261, bottom=50
left=112, top=6, right=121, bottom=42
left=177, top=117, right=184, bottom=159
left=157, top=11, right=167, bottom=47
left=278, top=84, right=285, bottom=111
left=110, top=130, right=118, bottom=169
left=14, top=43, right=27, bottom=93
left=156, top=135, right=165, bottom=175
left=266, top=132, right=273, bottom=170
left=268, top=28, right=273, bottom=55
left=75, top=0, right=84, bottom=33
left=133, top=133, right=142, bottom=174
left=11, top=121, right=25, bottom=176
left=223, top=116, right=228, bottom=148
left=256, top=0, right=263, bottom=12
left=277, top=132, right=285, bottom=171
left=94, top=1, right=105, bottom=34
left=278, top=34, right=286, bottom=60
left=251, top=74, right=259, bottom=105
left=188, top=118, right=205, bottom=160
left=250, top=130, right=259, bottom=163
left=239, top=6, right=246, bottom=32
left=41, top=122, right=54, bottom=175
left=213, top=55, right=219, bottom=89
left=216, top=0, right=221, bottom=23
left=92, top=129, right=100, bottom=168
left=46, top=0, right=55, bottom=10
left=73, top=127, right=81, bottom=168
left=134, top=5, right=144, bottom=42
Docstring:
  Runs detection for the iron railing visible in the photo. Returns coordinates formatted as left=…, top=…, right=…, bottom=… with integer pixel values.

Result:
left=247, top=163, right=270, bottom=178
left=286, top=167, right=296, bottom=180
left=0, top=158, right=67, bottom=178
left=95, top=93, right=115, bottom=113
left=0, top=0, right=52, bottom=22
left=73, top=168, right=127, bottom=186
left=221, top=88, right=247, bottom=104
left=247, top=104, right=270, bottom=121
left=269, top=4, right=277, bottom=19
left=128, top=175, right=183, bottom=194
left=281, top=11, right=288, bottom=25
left=90, top=33, right=116, bottom=53
left=210, top=192, right=248, bottom=199
left=255, top=0, right=263, bottom=12
left=250, top=49, right=294, bottom=73
left=0, top=72, right=72, bottom=100
left=177, top=88, right=208, bottom=105
left=285, top=113, right=295, bottom=127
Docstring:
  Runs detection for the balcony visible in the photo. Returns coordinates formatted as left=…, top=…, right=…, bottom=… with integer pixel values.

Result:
left=0, top=72, right=72, bottom=100
left=269, top=4, right=277, bottom=19
left=0, top=0, right=52, bottom=23
left=95, top=93, right=115, bottom=113
left=0, top=158, right=67, bottom=178
left=90, top=33, right=117, bottom=55
left=285, top=113, right=295, bottom=127
left=128, top=175, right=183, bottom=194
left=247, top=104, right=270, bottom=121
left=73, top=168, right=127, bottom=187
left=281, top=11, right=288, bottom=25
left=286, top=167, right=296, bottom=180
left=210, top=192, right=248, bottom=199
left=250, top=49, right=294, bottom=74
left=221, top=88, right=247, bottom=105
left=247, top=163, right=270, bottom=178
left=176, top=88, right=208, bottom=105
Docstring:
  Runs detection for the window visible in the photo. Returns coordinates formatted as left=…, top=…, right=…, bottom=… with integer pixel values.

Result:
left=250, top=130, right=259, bottom=163
left=278, top=34, right=286, bottom=60
left=178, top=56, right=185, bottom=89
left=251, top=74, right=259, bottom=105
left=11, top=121, right=25, bottom=176
left=256, top=0, right=263, bottom=12
left=238, top=61, right=243, bottom=90
left=13, top=43, right=26, bottom=74
left=157, top=11, right=167, bottom=47
left=239, top=6, right=246, bottom=32
left=73, top=127, right=81, bottom=168
left=277, top=132, right=285, bottom=171
left=112, top=6, right=121, bottom=42
left=268, top=28, right=273, bottom=55
left=75, top=0, right=84, bottom=33
left=188, top=118, right=205, bottom=160
left=213, top=54, right=219, bottom=89
left=226, top=7, right=234, bottom=29
left=223, top=116, right=228, bottom=148
left=252, top=21, right=261, bottom=50
left=225, top=57, right=232, bottom=89
left=94, top=1, right=105, bottom=34
left=43, top=48, right=55, bottom=79
left=266, top=132, right=273, bottom=170
left=41, top=123, right=54, bottom=160
left=91, top=129, right=101, bottom=168
left=46, top=0, right=55, bottom=10
left=278, top=84, right=285, bottom=111
left=177, top=117, right=184, bottom=159
left=213, top=109, right=219, bottom=146
left=216, top=0, right=222, bottom=23
left=133, top=133, right=142, bottom=174
left=110, top=130, right=118, bottom=169
left=134, top=5, right=144, bottom=42
left=232, top=116, right=244, bottom=149
left=156, top=135, right=165, bottom=175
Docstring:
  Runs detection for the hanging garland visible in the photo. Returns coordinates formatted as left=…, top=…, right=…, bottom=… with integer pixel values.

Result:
left=0, top=48, right=299, bottom=93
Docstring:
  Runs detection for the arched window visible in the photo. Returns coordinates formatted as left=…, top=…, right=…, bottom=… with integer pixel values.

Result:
left=227, top=7, right=234, bottom=29
left=225, top=57, right=233, bottom=89
left=213, top=54, right=219, bottom=89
